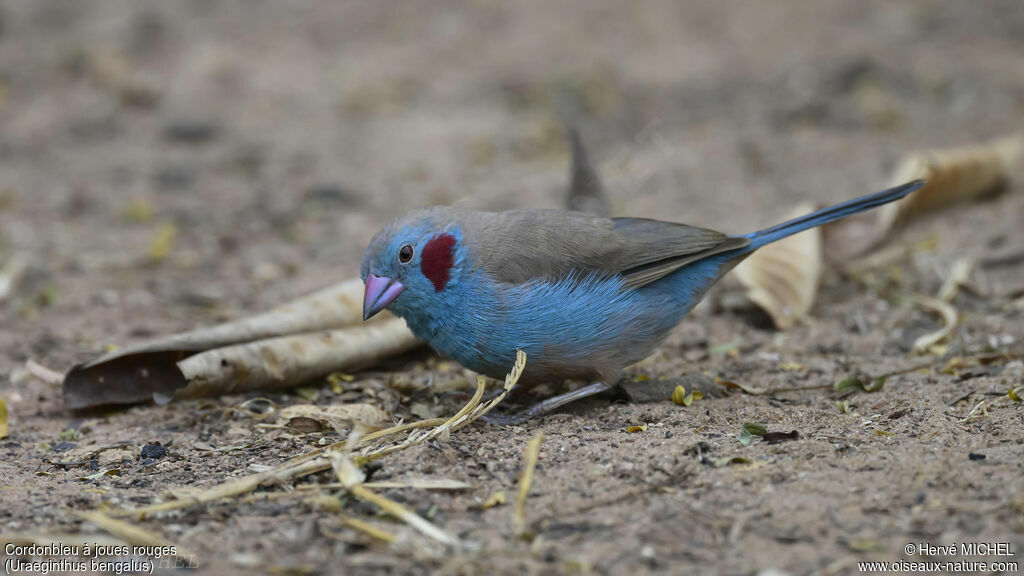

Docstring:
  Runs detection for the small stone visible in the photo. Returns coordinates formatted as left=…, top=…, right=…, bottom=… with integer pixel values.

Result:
left=140, top=443, right=167, bottom=460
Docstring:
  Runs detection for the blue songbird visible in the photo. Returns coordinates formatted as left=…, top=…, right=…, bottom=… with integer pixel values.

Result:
left=361, top=179, right=924, bottom=422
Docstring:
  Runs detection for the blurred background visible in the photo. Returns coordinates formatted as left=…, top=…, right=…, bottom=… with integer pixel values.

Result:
left=2, top=1, right=1022, bottom=342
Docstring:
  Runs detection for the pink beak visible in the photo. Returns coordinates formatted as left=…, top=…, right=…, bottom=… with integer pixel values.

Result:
left=363, top=274, right=406, bottom=320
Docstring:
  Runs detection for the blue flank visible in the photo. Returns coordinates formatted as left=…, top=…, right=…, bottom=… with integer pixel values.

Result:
left=377, top=180, right=925, bottom=383
left=451, top=270, right=675, bottom=378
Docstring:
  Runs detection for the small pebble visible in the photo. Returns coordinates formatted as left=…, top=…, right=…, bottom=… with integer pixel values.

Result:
left=141, top=443, right=167, bottom=459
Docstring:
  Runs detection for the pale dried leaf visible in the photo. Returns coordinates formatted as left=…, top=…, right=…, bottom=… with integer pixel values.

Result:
left=174, top=318, right=419, bottom=401
left=64, top=278, right=421, bottom=408
left=876, top=136, right=1022, bottom=236
left=733, top=203, right=822, bottom=330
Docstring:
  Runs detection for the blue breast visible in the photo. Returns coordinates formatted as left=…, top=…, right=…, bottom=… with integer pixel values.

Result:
left=398, top=253, right=734, bottom=382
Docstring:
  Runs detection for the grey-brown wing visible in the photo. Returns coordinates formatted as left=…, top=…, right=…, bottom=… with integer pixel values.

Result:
left=462, top=210, right=749, bottom=289
left=610, top=218, right=749, bottom=288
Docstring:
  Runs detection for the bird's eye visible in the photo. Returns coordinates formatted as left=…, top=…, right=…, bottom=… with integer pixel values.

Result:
left=398, top=244, right=414, bottom=264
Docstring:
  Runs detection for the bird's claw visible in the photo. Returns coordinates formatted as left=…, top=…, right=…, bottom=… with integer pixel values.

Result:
left=480, top=408, right=535, bottom=426
left=479, top=381, right=615, bottom=425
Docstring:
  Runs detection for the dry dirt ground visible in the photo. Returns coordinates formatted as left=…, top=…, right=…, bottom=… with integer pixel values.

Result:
left=2, top=2, right=1024, bottom=575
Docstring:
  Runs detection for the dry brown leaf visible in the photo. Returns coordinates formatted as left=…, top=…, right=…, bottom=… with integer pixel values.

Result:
left=733, top=203, right=822, bottom=330
left=64, top=278, right=421, bottom=408
left=279, top=404, right=391, bottom=433
left=876, top=136, right=1022, bottom=239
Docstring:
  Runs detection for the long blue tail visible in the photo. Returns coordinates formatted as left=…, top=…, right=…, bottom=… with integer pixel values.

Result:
left=740, top=180, right=925, bottom=251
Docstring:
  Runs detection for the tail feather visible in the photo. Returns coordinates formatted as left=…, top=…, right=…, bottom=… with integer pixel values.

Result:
left=740, top=180, right=925, bottom=251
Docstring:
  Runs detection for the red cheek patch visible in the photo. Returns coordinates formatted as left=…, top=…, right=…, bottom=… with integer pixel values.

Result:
left=421, top=233, right=456, bottom=291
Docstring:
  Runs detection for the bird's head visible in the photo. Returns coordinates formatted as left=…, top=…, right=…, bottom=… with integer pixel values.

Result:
left=360, top=207, right=466, bottom=321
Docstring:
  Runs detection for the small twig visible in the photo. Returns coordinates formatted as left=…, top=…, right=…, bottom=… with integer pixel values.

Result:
left=26, top=359, right=64, bottom=386
left=959, top=400, right=989, bottom=423
left=336, top=514, right=397, bottom=544
left=348, top=484, right=459, bottom=546
left=911, top=294, right=958, bottom=352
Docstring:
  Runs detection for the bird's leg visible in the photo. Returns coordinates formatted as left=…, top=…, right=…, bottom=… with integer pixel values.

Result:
left=482, top=381, right=615, bottom=425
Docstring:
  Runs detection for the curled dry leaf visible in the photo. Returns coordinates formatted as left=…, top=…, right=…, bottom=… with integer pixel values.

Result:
left=64, top=278, right=422, bottom=408
left=733, top=203, right=822, bottom=330
left=279, top=404, right=391, bottom=433
left=826, top=136, right=1021, bottom=259
left=173, top=318, right=419, bottom=402
left=877, top=136, right=1021, bottom=233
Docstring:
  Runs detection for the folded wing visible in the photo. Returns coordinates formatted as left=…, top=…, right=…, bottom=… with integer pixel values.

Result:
left=462, top=209, right=749, bottom=289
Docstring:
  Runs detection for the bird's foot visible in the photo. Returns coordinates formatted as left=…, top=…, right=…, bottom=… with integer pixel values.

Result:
left=481, top=381, right=615, bottom=425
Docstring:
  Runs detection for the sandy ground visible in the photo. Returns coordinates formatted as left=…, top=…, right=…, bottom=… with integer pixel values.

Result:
left=1, top=1, right=1023, bottom=574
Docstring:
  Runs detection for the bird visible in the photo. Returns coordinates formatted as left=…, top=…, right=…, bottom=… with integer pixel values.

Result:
left=361, top=179, right=925, bottom=423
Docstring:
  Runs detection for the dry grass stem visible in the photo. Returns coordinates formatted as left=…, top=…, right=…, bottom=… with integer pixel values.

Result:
left=512, top=431, right=545, bottom=536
